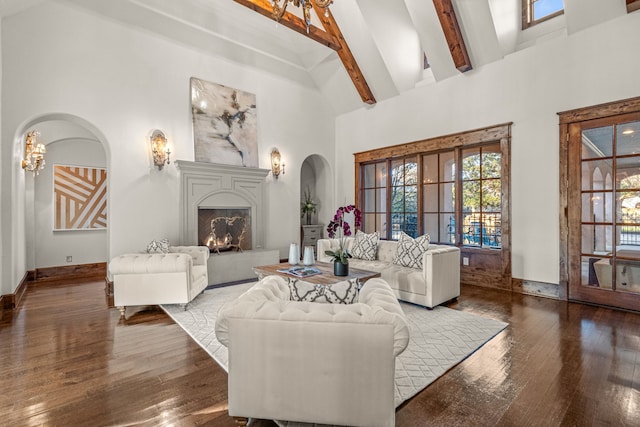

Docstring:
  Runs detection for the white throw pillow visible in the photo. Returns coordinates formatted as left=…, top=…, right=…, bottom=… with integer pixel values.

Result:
left=146, top=238, right=170, bottom=254
left=392, top=232, right=430, bottom=269
left=288, top=278, right=359, bottom=304
left=351, top=230, right=379, bottom=261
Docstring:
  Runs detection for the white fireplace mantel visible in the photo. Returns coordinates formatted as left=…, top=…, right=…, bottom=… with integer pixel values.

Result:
left=175, top=160, right=270, bottom=248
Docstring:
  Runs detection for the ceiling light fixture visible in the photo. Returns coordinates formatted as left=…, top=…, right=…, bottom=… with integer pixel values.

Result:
left=271, top=0, right=333, bottom=32
left=622, top=128, right=635, bottom=135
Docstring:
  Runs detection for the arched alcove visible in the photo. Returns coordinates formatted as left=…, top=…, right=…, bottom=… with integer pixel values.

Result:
left=14, top=114, right=110, bottom=272
left=300, top=155, right=333, bottom=230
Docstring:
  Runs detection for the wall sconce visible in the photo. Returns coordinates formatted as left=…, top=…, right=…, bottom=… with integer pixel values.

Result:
left=271, top=148, right=285, bottom=179
left=21, top=130, right=46, bottom=175
left=150, top=129, right=171, bottom=170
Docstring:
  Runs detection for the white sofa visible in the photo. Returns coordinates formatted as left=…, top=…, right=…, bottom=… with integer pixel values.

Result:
left=108, top=246, right=209, bottom=318
left=318, top=237, right=460, bottom=308
left=215, top=275, right=410, bottom=427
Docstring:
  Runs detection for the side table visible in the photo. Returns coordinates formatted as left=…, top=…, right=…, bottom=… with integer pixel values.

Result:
left=301, top=224, right=323, bottom=256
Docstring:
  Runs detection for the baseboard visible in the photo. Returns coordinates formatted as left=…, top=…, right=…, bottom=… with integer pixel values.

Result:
left=32, top=262, right=107, bottom=284
left=1, top=271, right=30, bottom=310
left=512, top=278, right=559, bottom=299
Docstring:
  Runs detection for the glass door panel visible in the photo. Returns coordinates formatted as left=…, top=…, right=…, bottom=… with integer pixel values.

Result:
left=579, top=119, right=640, bottom=297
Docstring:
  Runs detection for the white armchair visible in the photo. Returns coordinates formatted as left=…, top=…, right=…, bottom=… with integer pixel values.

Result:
left=215, top=275, right=410, bottom=427
left=108, top=246, right=209, bottom=318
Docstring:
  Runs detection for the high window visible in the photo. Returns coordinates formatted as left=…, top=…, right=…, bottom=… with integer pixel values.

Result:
left=522, top=0, right=564, bottom=29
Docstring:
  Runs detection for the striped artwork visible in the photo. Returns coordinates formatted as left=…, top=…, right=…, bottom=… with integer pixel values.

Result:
left=54, top=165, right=107, bottom=230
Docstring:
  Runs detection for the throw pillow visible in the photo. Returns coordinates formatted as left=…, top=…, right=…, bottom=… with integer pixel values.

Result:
left=392, top=232, right=430, bottom=269
left=350, top=230, right=379, bottom=261
left=146, top=238, right=170, bottom=254
left=288, top=278, right=359, bottom=304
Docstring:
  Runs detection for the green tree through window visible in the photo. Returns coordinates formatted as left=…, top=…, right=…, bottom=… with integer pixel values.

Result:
left=359, top=142, right=502, bottom=248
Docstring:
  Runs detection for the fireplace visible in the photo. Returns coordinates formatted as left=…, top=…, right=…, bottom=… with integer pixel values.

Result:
left=176, top=160, right=279, bottom=285
left=175, top=160, right=270, bottom=249
left=198, top=208, right=251, bottom=253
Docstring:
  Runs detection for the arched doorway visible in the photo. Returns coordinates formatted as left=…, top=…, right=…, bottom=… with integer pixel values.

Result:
left=300, top=155, right=332, bottom=247
left=17, top=114, right=110, bottom=274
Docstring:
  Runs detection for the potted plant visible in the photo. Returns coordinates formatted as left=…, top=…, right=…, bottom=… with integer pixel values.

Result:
left=324, top=204, right=362, bottom=276
left=300, top=187, right=317, bottom=225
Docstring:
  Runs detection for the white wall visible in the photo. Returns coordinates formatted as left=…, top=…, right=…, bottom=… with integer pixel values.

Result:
left=0, top=1, right=334, bottom=294
left=335, top=11, right=640, bottom=285
left=34, top=138, right=107, bottom=268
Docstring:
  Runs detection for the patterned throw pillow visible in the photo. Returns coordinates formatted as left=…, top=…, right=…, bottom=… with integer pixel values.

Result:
left=288, top=278, right=359, bottom=304
left=392, top=232, right=430, bottom=269
left=146, top=238, right=170, bottom=254
left=351, top=230, right=379, bottom=261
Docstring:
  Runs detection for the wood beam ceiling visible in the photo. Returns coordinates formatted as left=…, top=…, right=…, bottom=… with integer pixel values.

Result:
left=233, top=0, right=376, bottom=105
left=312, top=3, right=375, bottom=105
left=628, top=0, right=640, bottom=13
left=432, top=0, right=472, bottom=73
left=233, top=0, right=340, bottom=50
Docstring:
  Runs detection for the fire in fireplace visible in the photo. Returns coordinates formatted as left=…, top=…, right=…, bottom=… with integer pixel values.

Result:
left=198, top=208, right=251, bottom=253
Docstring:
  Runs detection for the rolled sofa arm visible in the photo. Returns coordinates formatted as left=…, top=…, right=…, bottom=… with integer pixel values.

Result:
left=169, top=245, right=210, bottom=266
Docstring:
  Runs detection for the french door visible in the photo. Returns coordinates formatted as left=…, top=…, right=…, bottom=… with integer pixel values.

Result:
left=566, top=111, right=640, bottom=310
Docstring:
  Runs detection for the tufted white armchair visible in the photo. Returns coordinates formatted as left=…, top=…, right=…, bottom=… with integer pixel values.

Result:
left=215, top=275, right=409, bottom=427
left=108, top=246, right=209, bottom=318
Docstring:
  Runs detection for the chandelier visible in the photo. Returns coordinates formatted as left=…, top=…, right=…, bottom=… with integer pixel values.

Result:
left=21, top=130, right=46, bottom=175
left=271, top=0, right=334, bottom=31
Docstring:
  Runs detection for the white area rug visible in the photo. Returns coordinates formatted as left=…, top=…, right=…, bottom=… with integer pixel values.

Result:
left=161, top=282, right=507, bottom=410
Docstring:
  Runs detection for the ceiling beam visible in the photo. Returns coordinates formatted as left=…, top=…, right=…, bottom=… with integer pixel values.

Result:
left=628, top=0, right=640, bottom=13
left=235, top=0, right=376, bottom=105
left=233, top=0, right=341, bottom=50
left=432, top=0, right=472, bottom=73
left=313, top=4, right=376, bottom=105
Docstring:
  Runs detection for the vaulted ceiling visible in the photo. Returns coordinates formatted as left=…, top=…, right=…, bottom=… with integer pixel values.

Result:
left=0, top=0, right=634, bottom=114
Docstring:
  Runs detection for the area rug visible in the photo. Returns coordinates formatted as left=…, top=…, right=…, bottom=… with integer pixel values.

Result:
left=162, top=282, right=507, bottom=410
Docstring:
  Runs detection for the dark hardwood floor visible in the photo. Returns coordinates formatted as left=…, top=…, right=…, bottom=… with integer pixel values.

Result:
left=1, top=279, right=639, bottom=426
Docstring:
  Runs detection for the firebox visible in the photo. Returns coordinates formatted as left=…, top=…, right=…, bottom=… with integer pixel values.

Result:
left=198, top=208, right=251, bottom=253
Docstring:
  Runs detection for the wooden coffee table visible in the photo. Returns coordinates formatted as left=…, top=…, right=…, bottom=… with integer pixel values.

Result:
left=253, top=261, right=380, bottom=285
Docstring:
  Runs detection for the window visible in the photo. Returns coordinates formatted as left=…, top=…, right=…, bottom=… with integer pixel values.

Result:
left=422, top=151, right=456, bottom=244
left=359, top=144, right=501, bottom=247
left=355, top=124, right=510, bottom=249
left=361, top=161, right=387, bottom=236
left=390, top=158, right=418, bottom=238
left=522, top=0, right=564, bottom=29
left=462, top=145, right=502, bottom=248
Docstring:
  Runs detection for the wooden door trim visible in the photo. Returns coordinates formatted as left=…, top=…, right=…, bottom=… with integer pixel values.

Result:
left=558, top=96, right=640, bottom=306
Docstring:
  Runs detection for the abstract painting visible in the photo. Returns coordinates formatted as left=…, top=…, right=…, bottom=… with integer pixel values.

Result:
left=191, top=77, right=258, bottom=167
left=53, top=165, right=107, bottom=230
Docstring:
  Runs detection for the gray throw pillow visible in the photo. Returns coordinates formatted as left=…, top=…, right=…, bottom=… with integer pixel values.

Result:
left=146, top=238, right=170, bottom=254
left=351, top=230, right=379, bottom=261
left=288, top=278, right=359, bottom=304
left=392, top=232, right=430, bottom=269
